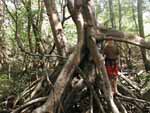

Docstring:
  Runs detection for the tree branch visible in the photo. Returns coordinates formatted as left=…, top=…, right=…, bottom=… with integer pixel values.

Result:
left=97, top=31, right=150, bottom=50
left=12, top=97, right=48, bottom=113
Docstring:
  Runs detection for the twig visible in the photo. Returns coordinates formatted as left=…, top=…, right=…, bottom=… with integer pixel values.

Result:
left=25, top=77, right=45, bottom=102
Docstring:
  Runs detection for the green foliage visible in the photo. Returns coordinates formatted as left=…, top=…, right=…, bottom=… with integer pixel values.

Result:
left=96, top=0, right=150, bottom=35
left=0, top=72, right=34, bottom=100
left=64, top=22, right=77, bottom=45
left=0, top=74, right=14, bottom=99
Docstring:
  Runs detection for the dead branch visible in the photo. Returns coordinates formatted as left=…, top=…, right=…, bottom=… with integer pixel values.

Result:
left=118, top=93, right=150, bottom=105
left=25, top=77, right=45, bottom=102
left=119, top=72, right=140, bottom=91
left=12, top=97, right=47, bottom=113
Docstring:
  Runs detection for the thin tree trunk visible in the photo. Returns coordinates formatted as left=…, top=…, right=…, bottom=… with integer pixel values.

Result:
left=137, top=0, right=150, bottom=72
left=108, top=0, right=115, bottom=28
left=118, top=0, right=122, bottom=30
left=130, top=0, right=138, bottom=32
left=0, top=0, right=4, bottom=40
left=137, top=0, right=144, bottom=37
left=27, top=0, right=33, bottom=52
left=35, top=0, right=45, bottom=53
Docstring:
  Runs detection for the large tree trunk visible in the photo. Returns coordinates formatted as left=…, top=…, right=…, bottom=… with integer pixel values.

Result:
left=81, top=0, right=119, bottom=112
left=44, top=0, right=68, bottom=58
left=32, top=0, right=84, bottom=113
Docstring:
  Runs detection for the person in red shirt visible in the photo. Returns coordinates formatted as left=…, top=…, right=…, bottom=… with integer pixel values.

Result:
left=103, top=37, right=120, bottom=95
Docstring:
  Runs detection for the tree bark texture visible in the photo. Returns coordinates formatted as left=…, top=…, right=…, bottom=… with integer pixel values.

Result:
left=44, top=0, right=68, bottom=58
